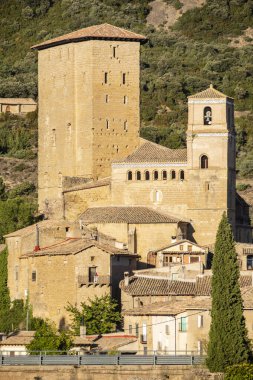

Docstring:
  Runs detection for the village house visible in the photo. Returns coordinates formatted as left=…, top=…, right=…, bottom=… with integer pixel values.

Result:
left=0, top=98, right=37, bottom=115
left=123, top=280, right=253, bottom=355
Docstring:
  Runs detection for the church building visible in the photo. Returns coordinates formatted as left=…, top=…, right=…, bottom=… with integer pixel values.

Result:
left=5, top=24, right=252, bottom=325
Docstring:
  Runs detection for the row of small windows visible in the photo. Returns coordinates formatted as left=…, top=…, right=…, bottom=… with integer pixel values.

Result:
left=127, top=170, right=185, bottom=181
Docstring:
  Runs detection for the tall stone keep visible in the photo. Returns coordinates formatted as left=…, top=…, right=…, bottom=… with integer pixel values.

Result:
left=186, top=85, right=236, bottom=242
left=32, top=24, right=147, bottom=217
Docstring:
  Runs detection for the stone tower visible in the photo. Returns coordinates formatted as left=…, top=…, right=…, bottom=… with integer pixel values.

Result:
left=186, top=85, right=236, bottom=243
left=32, top=24, right=147, bottom=218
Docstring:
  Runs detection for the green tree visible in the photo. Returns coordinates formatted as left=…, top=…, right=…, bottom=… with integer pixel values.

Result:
left=206, top=213, right=251, bottom=372
left=27, top=319, right=73, bottom=353
left=0, top=177, right=6, bottom=201
left=67, top=295, right=121, bottom=335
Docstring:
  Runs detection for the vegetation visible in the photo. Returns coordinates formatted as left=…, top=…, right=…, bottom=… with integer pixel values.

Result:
left=225, top=363, right=253, bottom=379
left=67, top=295, right=121, bottom=335
left=0, top=248, right=29, bottom=333
left=0, top=0, right=252, bottom=175
left=27, top=319, right=73, bottom=353
left=206, top=213, right=251, bottom=372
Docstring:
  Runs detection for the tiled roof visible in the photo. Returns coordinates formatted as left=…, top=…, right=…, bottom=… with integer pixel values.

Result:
left=167, top=280, right=196, bottom=295
left=114, top=141, right=187, bottom=164
left=32, top=23, right=147, bottom=50
left=123, top=298, right=212, bottom=316
left=0, top=331, right=35, bottom=346
left=188, top=85, right=228, bottom=99
left=120, top=276, right=170, bottom=296
left=153, top=239, right=207, bottom=253
left=80, top=207, right=184, bottom=224
left=21, top=238, right=136, bottom=258
left=4, top=220, right=68, bottom=238
left=121, top=274, right=253, bottom=297
left=63, top=178, right=110, bottom=193
left=0, top=98, right=36, bottom=105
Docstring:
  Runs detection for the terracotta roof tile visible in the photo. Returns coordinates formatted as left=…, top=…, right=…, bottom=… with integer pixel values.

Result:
left=21, top=237, right=136, bottom=258
left=167, top=280, right=196, bottom=295
left=120, top=276, right=170, bottom=296
left=0, top=331, right=35, bottom=346
left=188, top=85, right=228, bottom=99
left=114, top=141, right=187, bottom=164
left=80, top=207, right=184, bottom=224
left=32, top=23, right=147, bottom=50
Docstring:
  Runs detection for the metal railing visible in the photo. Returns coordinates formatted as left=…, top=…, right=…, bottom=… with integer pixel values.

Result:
left=0, top=351, right=206, bottom=366
left=77, top=275, right=111, bottom=286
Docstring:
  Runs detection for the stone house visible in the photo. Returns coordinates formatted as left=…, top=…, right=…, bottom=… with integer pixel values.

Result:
left=123, top=284, right=253, bottom=355
left=6, top=221, right=138, bottom=326
left=0, top=98, right=37, bottom=114
left=148, top=240, right=208, bottom=268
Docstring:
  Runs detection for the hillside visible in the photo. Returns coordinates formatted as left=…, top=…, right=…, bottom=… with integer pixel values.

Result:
left=0, top=0, right=252, bottom=234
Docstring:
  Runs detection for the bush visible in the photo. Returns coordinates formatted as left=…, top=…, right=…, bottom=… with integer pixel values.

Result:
left=225, top=363, right=253, bottom=379
left=236, top=183, right=251, bottom=191
left=8, top=182, right=36, bottom=198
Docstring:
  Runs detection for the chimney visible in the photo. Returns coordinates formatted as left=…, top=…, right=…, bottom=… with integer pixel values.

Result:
left=34, top=224, right=40, bottom=252
left=124, top=272, right=129, bottom=287
left=80, top=325, right=86, bottom=337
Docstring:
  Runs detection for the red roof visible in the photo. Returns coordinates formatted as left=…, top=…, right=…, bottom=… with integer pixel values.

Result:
left=32, top=23, right=147, bottom=50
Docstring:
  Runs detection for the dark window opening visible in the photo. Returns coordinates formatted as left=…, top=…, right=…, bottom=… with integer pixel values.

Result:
left=200, top=155, right=208, bottom=169
left=127, top=171, right=132, bottom=180
left=204, top=106, right=212, bottom=125
left=136, top=171, right=141, bottom=181
left=122, top=73, right=126, bottom=85
left=89, top=267, right=97, bottom=283
left=171, top=170, right=176, bottom=180
left=247, top=255, right=253, bottom=270
left=104, top=72, right=108, bottom=84
left=113, top=47, right=116, bottom=58
left=180, top=170, right=185, bottom=180
left=32, top=271, right=36, bottom=282
left=145, top=171, right=150, bottom=180
left=153, top=171, right=158, bottom=180
left=162, top=171, right=167, bottom=180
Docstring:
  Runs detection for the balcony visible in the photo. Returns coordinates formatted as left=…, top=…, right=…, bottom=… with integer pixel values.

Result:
left=77, top=275, right=111, bottom=287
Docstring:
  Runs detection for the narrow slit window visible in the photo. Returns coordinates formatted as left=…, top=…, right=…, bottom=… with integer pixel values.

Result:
left=32, top=271, right=37, bottom=282
left=122, top=73, right=126, bottom=85
left=162, top=170, right=167, bottom=180
left=105, top=95, right=109, bottom=103
left=153, top=171, right=159, bottom=180
left=180, top=170, right=185, bottom=181
left=145, top=171, right=150, bottom=180
left=200, top=155, right=208, bottom=169
left=171, top=170, right=176, bottom=180
left=127, top=171, right=132, bottom=181
left=136, top=171, right=141, bottom=181
left=113, top=46, right=116, bottom=58
left=124, top=121, right=128, bottom=131
left=104, top=72, right=108, bottom=84
left=123, top=96, right=127, bottom=104
left=106, top=119, right=109, bottom=130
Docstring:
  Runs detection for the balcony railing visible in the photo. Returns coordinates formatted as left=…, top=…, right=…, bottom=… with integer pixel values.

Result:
left=78, top=275, right=111, bottom=287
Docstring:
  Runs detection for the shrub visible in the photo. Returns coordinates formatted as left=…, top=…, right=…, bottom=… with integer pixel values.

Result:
left=225, top=363, right=253, bottom=379
left=236, top=183, right=251, bottom=191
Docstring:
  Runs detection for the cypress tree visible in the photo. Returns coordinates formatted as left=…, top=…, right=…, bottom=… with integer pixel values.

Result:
left=206, top=213, right=251, bottom=372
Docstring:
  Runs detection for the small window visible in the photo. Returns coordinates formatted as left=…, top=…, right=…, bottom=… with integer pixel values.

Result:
left=204, top=106, right=212, bottom=125
left=127, top=171, right=132, bottom=181
left=88, top=267, right=97, bottom=283
left=106, top=119, right=109, bottom=130
left=104, top=72, right=108, bottom=84
left=90, top=256, right=95, bottom=262
left=153, top=170, right=159, bottom=180
left=165, top=325, right=170, bottom=335
left=32, top=271, right=36, bottom=282
left=198, top=315, right=204, bottom=328
left=180, top=170, right=184, bottom=181
left=136, top=171, right=141, bottom=181
left=135, top=323, right=139, bottom=337
left=200, top=155, right=208, bottom=169
left=122, top=73, right=126, bottom=85
left=162, top=171, right=167, bottom=180
left=179, top=317, right=187, bottom=332
left=205, top=181, right=210, bottom=191
left=188, top=245, right=192, bottom=252
left=124, top=120, right=128, bottom=131
left=145, top=171, right=150, bottom=180
left=129, top=325, right=132, bottom=334
left=171, top=170, right=176, bottom=180
left=113, top=46, right=116, bottom=58
left=105, top=95, right=109, bottom=103
left=179, top=245, right=184, bottom=251
left=123, top=96, right=128, bottom=104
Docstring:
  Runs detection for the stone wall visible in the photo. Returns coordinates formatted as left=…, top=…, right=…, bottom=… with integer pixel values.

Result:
left=0, top=365, right=224, bottom=380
